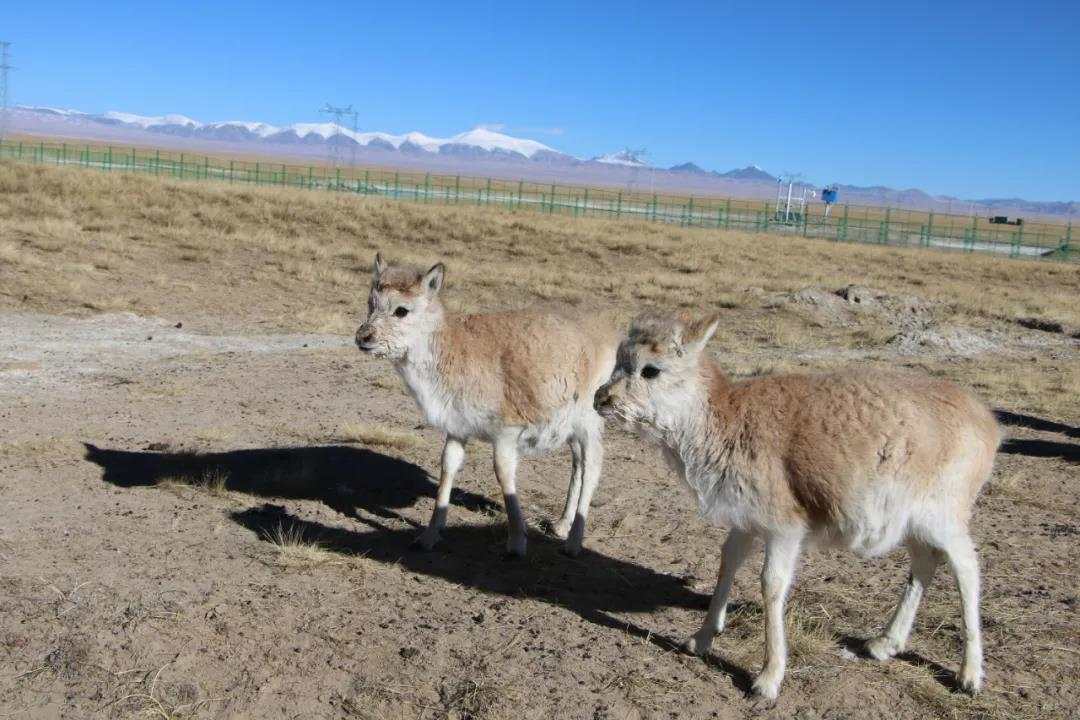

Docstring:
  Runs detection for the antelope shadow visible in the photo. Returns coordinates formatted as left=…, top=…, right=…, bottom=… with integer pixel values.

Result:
left=994, top=410, right=1079, bottom=439
left=228, top=503, right=749, bottom=690
left=999, top=438, right=1079, bottom=464
left=837, top=635, right=961, bottom=692
left=84, top=442, right=500, bottom=524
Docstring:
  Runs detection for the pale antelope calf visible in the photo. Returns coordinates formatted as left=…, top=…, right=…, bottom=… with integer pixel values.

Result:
left=355, top=254, right=617, bottom=557
left=594, top=310, right=1000, bottom=700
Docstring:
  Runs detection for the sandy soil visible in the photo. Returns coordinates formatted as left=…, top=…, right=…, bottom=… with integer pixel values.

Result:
left=1, top=307, right=1077, bottom=720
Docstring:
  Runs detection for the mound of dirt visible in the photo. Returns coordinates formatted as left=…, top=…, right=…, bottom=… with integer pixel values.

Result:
left=888, top=326, right=1000, bottom=356
left=779, top=285, right=932, bottom=330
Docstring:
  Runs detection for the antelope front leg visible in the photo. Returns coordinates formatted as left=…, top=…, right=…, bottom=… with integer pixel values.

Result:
left=686, top=529, right=752, bottom=656
left=753, top=532, right=803, bottom=701
left=493, top=433, right=528, bottom=557
left=413, top=436, right=466, bottom=550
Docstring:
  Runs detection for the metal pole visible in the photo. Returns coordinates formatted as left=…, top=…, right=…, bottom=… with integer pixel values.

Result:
left=0, top=42, right=12, bottom=144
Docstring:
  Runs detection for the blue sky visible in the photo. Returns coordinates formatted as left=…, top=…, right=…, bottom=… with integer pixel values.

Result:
left=6, top=1, right=1079, bottom=199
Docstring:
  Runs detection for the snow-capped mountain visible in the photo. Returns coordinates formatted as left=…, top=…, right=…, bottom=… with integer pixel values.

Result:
left=16, top=106, right=564, bottom=161
left=591, top=149, right=649, bottom=167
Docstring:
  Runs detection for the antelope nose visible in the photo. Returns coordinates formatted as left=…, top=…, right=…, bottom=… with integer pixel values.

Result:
left=355, top=327, right=375, bottom=348
left=593, top=385, right=610, bottom=412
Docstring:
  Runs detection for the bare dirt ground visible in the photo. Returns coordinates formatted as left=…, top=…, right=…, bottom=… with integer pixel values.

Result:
left=1, top=162, right=1078, bottom=719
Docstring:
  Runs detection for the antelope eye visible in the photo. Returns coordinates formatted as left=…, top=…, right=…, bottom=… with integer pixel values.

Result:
left=394, top=307, right=409, bottom=318
left=641, top=365, right=661, bottom=379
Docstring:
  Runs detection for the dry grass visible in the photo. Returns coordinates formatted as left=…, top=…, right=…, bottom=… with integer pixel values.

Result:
left=156, top=467, right=230, bottom=498
left=436, top=648, right=521, bottom=720
left=192, top=426, right=234, bottom=446
left=262, top=523, right=337, bottom=568
left=2, top=161, right=1077, bottom=332
left=338, top=422, right=420, bottom=451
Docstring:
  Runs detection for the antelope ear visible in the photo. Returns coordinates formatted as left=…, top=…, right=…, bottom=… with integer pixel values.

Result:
left=372, top=252, right=387, bottom=282
left=423, top=262, right=445, bottom=295
left=682, top=313, right=720, bottom=355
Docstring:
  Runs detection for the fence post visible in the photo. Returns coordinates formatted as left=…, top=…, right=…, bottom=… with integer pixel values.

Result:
left=802, top=205, right=809, bottom=236
left=394, top=172, right=400, bottom=198
left=455, top=176, right=461, bottom=203
left=425, top=173, right=431, bottom=202
left=364, top=169, right=370, bottom=194
left=517, top=180, right=523, bottom=208
left=281, top=163, right=287, bottom=186
left=882, top=207, right=891, bottom=244
left=925, top=211, right=934, bottom=246
left=840, top=204, right=849, bottom=241
left=549, top=184, right=556, bottom=213
left=60, top=143, right=66, bottom=166
left=107, top=146, right=113, bottom=171
left=485, top=178, right=492, bottom=205
left=651, top=194, right=658, bottom=222
left=616, top=192, right=623, bottom=218
left=686, top=197, right=694, bottom=227
left=1065, top=222, right=1072, bottom=257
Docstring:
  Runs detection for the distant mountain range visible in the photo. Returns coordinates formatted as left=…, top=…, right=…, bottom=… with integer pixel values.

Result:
left=20, top=106, right=570, bottom=161
left=670, top=162, right=778, bottom=183
left=8, top=106, right=1077, bottom=219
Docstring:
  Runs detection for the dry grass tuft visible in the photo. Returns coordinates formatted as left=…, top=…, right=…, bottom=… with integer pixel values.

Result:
left=338, top=422, right=420, bottom=451
left=193, top=427, right=234, bottom=445
left=785, top=604, right=835, bottom=660
left=155, top=467, right=230, bottom=498
left=109, top=663, right=216, bottom=720
left=262, top=523, right=337, bottom=568
left=436, top=649, right=519, bottom=720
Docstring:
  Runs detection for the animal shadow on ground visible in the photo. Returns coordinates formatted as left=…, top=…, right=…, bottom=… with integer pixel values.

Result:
left=999, top=438, right=1079, bottom=464
left=994, top=410, right=1079, bottom=464
left=994, top=410, right=1079, bottom=438
left=837, top=635, right=961, bottom=692
left=229, top=503, right=753, bottom=693
left=83, top=443, right=500, bottom=526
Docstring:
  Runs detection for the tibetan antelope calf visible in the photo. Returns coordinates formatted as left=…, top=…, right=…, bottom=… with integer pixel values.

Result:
left=594, top=310, right=1000, bottom=700
left=355, top=254, right=618, bottom=557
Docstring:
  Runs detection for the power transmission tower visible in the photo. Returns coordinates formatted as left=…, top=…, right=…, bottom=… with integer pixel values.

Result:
left=625, top=147, right=649, bottom=194
left=0, top=42, right=12, bottom=144
left=319, top=103, right=358, bottom=169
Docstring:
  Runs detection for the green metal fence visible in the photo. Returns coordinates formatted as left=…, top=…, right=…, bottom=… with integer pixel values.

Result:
left=1, top=138, right=1075, bottom=263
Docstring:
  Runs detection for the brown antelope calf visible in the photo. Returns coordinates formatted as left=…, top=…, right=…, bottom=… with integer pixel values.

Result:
left=594, top=310, right=1000, bottom=700
left=356, top=254, right=618, bottom=557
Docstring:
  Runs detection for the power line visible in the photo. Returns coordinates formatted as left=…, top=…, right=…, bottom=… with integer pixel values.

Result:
left=319, top=103, right=358, bottom=169
left=0, top=42, right=12, bottom=144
